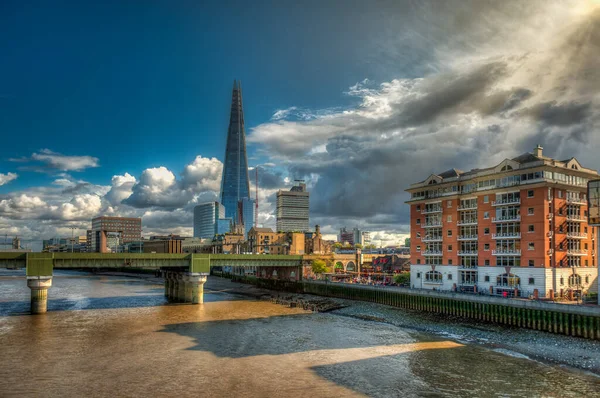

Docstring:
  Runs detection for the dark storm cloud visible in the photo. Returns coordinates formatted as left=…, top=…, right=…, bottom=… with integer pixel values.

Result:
left=255, top=166, right=286, bottom=190
left=522, top=101, right=592, bottom=127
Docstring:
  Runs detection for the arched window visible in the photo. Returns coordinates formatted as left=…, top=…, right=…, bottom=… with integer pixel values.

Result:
left=346, top=261, right=356, bottom=272
left=428, top=180, right=438, bottom=185
left=568, top=274, right=582, bottom=286
left=425, top=271, right=443, bottom=283
left=501, top=165, right=513, bottom=171
left=571, top=164, right=578, bottom=170
left=334, top=262, right=345, bottom=273
left=496, top=273, right=520, bottom=287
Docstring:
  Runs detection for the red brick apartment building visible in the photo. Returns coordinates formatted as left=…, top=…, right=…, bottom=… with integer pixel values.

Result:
left=406, top=146, right=598, bottom=298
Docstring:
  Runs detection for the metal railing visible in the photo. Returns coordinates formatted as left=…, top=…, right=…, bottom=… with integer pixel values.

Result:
left=566, top=249, right=588, bottom=256
left=457, top=219, right=478, bottom=226
left=458, top=235, right=478, bottom=240
left=566, top=215, right=585, bottom=222
left=492, top=232, right=521, bottom=239
left=421, top=236, right=443, bottom=242
left=423, top=221, right=442, bottom=227
left=492, top=215, right=521, bottom=223
left=492, top=198, right=520, bottom=206
left=492, top=249, right=521, bottom=255
left=422, top=250, right=443, bottom=255
left=457, top=250, right=478, bottom=256
left=566, top=232, right=588, bottom=239
left=421, top=207, right=443, bottom=214
left=458, top=204, right=478, bottom=210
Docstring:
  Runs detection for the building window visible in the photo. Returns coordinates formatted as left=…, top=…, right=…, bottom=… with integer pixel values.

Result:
left=448, top=245, right=453, bottom=251
left=528, top=242, right=535, bottom=250
left=448, top=200, right=452, bottom=208
left=585, top=259, right=589, bottom=266
left=529, top=260, right=534, bottom=267
left=485, top=259, right=490, bottom=266
left=584, top=243, right=588, bottom=250
left=417, top=259, right=421, bottom=264
left=585, top=275, right=590, bottom=284
left=528, top=225, right=535, bottom=232
left=416, top=218, right=421, bottom=225
left=484, top=211, right=489, bottom=219
left=584, top=226, right=588, bottom=233
left=528, top=190, right=534, bottom=198
left=484, top=275, right=490, bottom=282
left=529, top=277, right=535, bottom=285
left=447, top=215, right=452, bottom=222
left=447, top=230, right=452, bottom=237
left=560, top=277, right=564, bottom=285
left=416, top=205, right=421, bottom=212
left=484, top=228, right=490, bottom=235
left=416, top=232, right=421, bottom=238
left=528, top=208, right=534, bottom=215
left=416, top=272, right=421, bottom=278
left=558, top=190, right=563, bottom=198
left=484, top=243, right=490, bottom=251
left=416, top=245, right=421, bottom=252
left=447, top=274, right=453, bottom=280
left=425, top=271, right=443, bottom=283
left=484, top=195, right=489, bottom=203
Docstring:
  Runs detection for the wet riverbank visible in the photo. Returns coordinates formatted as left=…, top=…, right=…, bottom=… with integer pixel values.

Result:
left=2, top=270, right=599, bottom=397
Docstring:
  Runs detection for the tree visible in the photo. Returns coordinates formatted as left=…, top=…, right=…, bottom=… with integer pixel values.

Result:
left=394, top=272, right=410, bottom=285
left=354, top=243, right=363, bottom=249
left=365, top=244, right=377, bottom=250
left=332, top=242, right=343, bottom=250
left=312, top=259, right=328, bottom=274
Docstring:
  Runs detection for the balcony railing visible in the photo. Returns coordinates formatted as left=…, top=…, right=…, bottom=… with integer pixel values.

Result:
left=566, top=232, right=588, bottom=239
left=567, top=249, right=588, bottom=256
left=566, top=198, right=587, bottom=205
left=457, top=234, right=478, bottom=241
left=421, top=207, right=443, bottom=214
left=566, top=215, right=585, bottom=222
left=492, top=249, right=521, bottom=255
left=423, top=221, right=442, bottom=228
left=421, top=236, right=443, bottom=242
left=492, top=215, right=521, bottom=223
left=458, top=204, right=478, bottom=210
left=492, top=232, right=521, bottom=239
left=458, top=264, right=478, bottom=269
left=492, top=198, right=521, bottom=206
left=457, top=219, right=478, bottom=226
left=457, top=250, right=478, bottom=256
left=422, top=250, right=443, bottom=256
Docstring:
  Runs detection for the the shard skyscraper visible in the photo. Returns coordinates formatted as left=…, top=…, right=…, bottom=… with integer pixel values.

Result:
left=220, top=80, right=250, bottom=222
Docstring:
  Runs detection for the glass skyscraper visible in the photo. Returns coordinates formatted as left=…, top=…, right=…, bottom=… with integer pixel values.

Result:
left=193, top=202, right=225, bottom=239
left=237, top=198, right=256, bottom=239
left=220, top=80, right=250, bottom=222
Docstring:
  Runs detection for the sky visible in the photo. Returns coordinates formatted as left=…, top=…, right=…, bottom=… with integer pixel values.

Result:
left=1, top=0, right=599, bottom=250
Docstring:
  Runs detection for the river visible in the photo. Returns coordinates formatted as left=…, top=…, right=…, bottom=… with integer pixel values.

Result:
left=1, top=270, right=599, bottom=397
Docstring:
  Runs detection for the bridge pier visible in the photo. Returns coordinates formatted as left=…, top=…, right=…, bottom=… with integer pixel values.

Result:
left=164, top=271, right=207, bottom=304
left=27, top=276, right=52, bottom=314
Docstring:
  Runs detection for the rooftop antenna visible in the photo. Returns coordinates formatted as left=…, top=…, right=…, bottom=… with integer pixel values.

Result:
left=255, top=167, right=259, bottom=228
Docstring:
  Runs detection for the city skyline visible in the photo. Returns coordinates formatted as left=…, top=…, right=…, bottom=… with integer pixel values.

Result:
left=1, top=1, right=600, bottom=250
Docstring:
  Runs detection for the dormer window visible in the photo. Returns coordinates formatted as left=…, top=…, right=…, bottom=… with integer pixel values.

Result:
left=571, top=164, right=578, bottom=170
left=428, top=180, right=437, bottom=185
left=501, top=165, right=513, bottom=171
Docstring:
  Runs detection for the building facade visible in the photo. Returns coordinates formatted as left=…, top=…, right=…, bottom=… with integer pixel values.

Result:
left=276, top=182, right=309, bottom=232
left=406, top=146, right=598, bottom=298
left=220, top=80, right=250, bottom=222
left=237, top=197, right=256, bottom=238
left=91, top=216, right=142, bottom=253
left=193, top=202, right=225, bottom=239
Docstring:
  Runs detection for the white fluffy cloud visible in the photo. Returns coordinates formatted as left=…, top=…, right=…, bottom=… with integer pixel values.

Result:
left=181, top=156, right=222, bottom=192
left=0, top=172, right=17, bottom=186
left=29, top=149, right=99, bottom=171
left=104, top=173, right=137, bottom=205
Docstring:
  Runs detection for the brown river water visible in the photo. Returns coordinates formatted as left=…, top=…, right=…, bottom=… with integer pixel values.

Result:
left=1, top=270, right=599, bottom=397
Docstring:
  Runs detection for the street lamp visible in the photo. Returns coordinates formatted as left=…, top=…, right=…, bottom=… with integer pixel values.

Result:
left=69, top=227, right=77, bottom=253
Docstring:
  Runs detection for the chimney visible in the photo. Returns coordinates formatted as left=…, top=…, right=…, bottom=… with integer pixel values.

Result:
left=533, top=145, right=543, bottom=158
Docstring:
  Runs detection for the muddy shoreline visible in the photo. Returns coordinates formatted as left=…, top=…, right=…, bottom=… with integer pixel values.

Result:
left=97, top=271, right=600, bottom=376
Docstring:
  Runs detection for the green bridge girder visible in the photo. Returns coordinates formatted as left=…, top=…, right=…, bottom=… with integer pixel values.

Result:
left=0, top=252, right=304, bottom=276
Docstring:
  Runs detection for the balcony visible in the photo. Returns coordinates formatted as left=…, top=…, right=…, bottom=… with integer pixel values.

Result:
left=547, top=231, right=553, bottom=237
left=566, top=215, right=585, bottom=222
left=567, top=249, right=588, bottom=256
left=458, top=264, right=478, bottom=269
left=421, top=236, right=443, bottom=242
left=492, top=249, right=521, bottom=255
left=547, top=249, right=554, bottom=255
left=422, top=221, right=442, bottom=228
left=457, top=250, right=478, bottom=256
left=492, top=198, right=521, bottom=206
left=457, top=234, right=478, bottom=241
left=492, top=232, right=521, bottom=239
left=457, top=219, right=478, bottom=226
left=492, top=215, right=521, bottom=223
left=421, top=207, right=442, bottom=214
left=566, top=232, right=588, bottom=239
left=458, top=204, right=477, bottom=211
left=566, top=198, right=587, bottom=205
left=422, top=250, right=443, bottom=256
left=547, top=214, right=553, bottom=220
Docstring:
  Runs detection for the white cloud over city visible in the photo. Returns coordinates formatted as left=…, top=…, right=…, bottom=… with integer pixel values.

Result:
left=1, top=1, right=599, bottom=248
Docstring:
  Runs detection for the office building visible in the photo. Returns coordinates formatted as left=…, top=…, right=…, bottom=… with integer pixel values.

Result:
left=276, top=181, right=309, bottom=232
left=91, top=217, right=142, bottom=253
left=217, top=217, right=233, bottom=235
left=194, top=202, right=225, bottom=239
left=406, top=146, right=598, bottom=298
left=237, top=197, right=256, bottom=238
left=338, top=227, right=355, bottom=245
left=220, top=80, right=250, bottom=222
left=143, top=235, right=183, bottom=254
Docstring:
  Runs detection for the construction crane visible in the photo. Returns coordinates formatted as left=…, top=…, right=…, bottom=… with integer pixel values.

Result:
left=255, top=167, right=259, bottom=228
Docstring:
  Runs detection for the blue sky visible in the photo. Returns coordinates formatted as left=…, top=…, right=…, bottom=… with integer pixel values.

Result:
left=1, top=0, right=599, bottom=248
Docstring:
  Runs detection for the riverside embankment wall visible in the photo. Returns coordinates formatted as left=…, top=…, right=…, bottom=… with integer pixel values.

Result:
left=228, top=275, right=600, bottom=340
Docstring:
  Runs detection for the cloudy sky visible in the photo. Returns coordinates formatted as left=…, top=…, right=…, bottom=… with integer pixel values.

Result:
left=1, top=0, right=599, bottom=249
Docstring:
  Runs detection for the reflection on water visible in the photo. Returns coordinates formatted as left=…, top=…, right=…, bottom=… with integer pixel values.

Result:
left=0, top=270, right=598, bottom=397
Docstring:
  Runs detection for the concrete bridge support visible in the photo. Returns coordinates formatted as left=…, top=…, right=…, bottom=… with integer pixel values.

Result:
left=27, top=276, right=52, bottom=314
left=164, top=271, right=207, bottom=304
